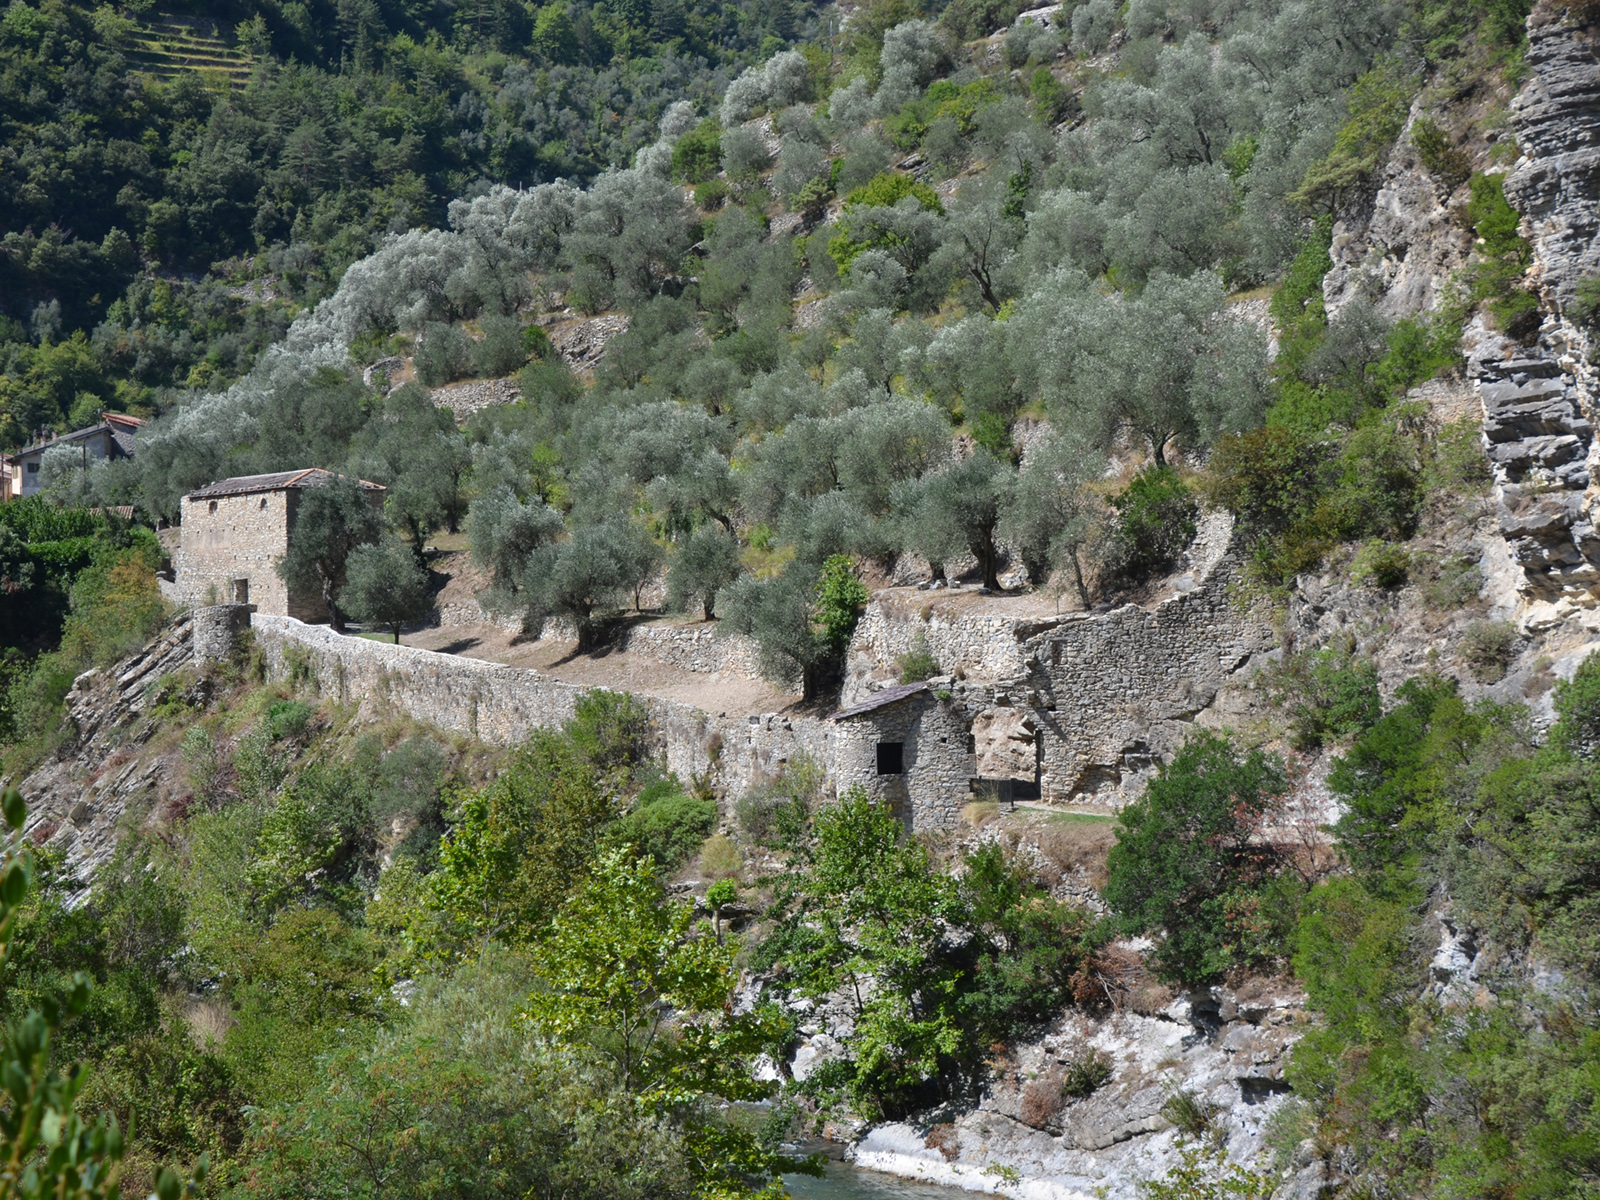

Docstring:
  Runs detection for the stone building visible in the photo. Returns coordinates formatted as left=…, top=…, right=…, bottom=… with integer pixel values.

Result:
left=2, top=412, right=142, bottom=500
left=828, top=682, right=978, bottom=830
left=176, top=469, right=385, bottom=619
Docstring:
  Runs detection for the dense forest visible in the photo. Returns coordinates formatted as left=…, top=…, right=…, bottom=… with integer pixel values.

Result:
left=5, top=0, right=1598, bottom=1195
left=0, top=0, right=807, bottom=443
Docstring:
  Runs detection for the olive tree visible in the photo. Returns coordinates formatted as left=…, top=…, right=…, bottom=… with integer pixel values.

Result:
left=893, top=450, right=1011, bottom=590
left=340, top=539, right=433, bottom=642
left=520, top=520, right=663, bottom=649
left=276, top=476, right=386, bottom=632
left=719, top=556, right=868, bottom=701
left=666, top=523, right=743, bottom=619
left=1013, top=269, right=1268, bottom=466
left=998, top=433, right=1105, bottom=602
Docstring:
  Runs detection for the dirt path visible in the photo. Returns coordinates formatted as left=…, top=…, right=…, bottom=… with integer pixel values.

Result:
left=402, top=623, right=803, bottom=716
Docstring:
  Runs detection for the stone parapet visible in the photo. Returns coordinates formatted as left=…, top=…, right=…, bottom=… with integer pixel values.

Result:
left=193, top=604, right=256, bottom=664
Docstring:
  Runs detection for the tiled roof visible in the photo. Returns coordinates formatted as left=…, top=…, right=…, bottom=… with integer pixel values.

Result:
left=6, top=413, right=144, bottom=460
left=104, top=412, right=142, bottom=456
left=186, top=468, right=386, bottom=500
left=830, top=681, right=931, bottom=721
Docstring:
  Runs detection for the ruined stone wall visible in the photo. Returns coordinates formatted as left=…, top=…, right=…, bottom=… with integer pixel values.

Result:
left=248, top=615, right=859, bottom=820
left=845, top=605, right=1049, bottom=702
left=428, top=377, right=520, bottom=420
left=176, top=491, right=316, bottom=618
left=1021, top=559, right=1276, bottom=806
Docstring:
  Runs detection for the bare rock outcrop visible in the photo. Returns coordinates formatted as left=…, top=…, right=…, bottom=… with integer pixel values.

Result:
left=1324, top=110, right=1475, bottom=321
left=1503, top=5, right=1600, bottom=310
left=10, top=614, right=197, bottom=895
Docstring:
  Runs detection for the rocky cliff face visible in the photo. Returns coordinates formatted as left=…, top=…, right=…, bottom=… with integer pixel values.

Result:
left=1505, top=6, right=1600, bottom=310
left=14, top=613, right=198, bottom=894
left=1324, top=109, right=1476, bottom=320
left=1483, top=8, right=1600, bottom=616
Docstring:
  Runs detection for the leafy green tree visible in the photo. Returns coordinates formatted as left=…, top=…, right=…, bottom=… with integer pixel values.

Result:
left=275, top=477, right=385, bottom=633
left=1104, top=732, right=1292, bottom=985
left=239, top=955, right=694, bottom=1200
left=339, top=540, right=433, bottom=642
left=406, top=698, right=646, bottom=958
left=0, top=787, right=203, bottom=1200
left=672, top=118, right=723, bottom=182
left=756, top=790, right=1103, bottom=1115
left=527, top=851, right=813, bottom=1197
left=667, top=524, right=742, bottom=619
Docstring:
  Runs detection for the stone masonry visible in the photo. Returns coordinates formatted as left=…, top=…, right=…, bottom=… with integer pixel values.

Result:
left=250, top=613, right=996, bottom=831
left=175, top=469, right=385, bottom=621
left=829, top=683, right=977, bottom=831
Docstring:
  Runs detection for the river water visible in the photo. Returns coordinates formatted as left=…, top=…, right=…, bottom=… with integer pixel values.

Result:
left=784, top=1161, right=989, bottom=1199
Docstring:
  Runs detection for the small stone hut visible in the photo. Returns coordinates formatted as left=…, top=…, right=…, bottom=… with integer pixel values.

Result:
left=828, top=681, right=977, bottom=831
left=176, top=469, right=385, bottom=620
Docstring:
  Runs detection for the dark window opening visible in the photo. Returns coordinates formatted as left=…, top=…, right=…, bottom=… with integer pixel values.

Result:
left=208, top=500, right=218, bottom=514
left=233, top=578, right=249, bottom=604
left=259, top=497, right=268, bottom=510
left=876, top=742, right=904, bottom=775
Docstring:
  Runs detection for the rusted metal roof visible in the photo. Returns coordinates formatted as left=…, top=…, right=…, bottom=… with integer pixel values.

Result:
left=830, top=681, right=931, bottom=721
left=186, top=468, right=385, bottom=500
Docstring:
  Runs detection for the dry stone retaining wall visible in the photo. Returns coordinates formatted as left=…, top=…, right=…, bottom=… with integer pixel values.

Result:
left=1024, top=559, right=1275, bottom=805
left=428, top=377, right=521, bottom=420
left=250, top=614, right=837, bottom=815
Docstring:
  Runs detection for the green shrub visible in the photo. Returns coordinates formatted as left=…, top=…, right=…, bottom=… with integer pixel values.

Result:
left=1270, top=645, right=1383, bottom=751
left=607, top=793, right=717, bottom=871
left=827, top=172, right=944, bottom=273
left=1061, top=1050, right=1113, bottom=1098
left=897, top=633, right=940, bottom=684
left=1106, top=468, right=1198, bottom=587
left=970, top=411, right=1014, bottom=459
left=1420, top=552, right=1482, bottom=609
left=1569, top=276, right=1600, bottom=330
left=1161, top=1088, right=1220, bottom=1138
left=1466, top=172, right=1539, bottom=339
left=1460, top=619, right=1517, bottom=681
left=1291, top=59, right=1414, bottom=207
left=1411, top=118, right=1471, bottom=190
left=1030, top=66, right=1073, bottom=124
left=1350, top=540, right=1412, bottom=588
left=266, top=700, right=312, bottom=741
left=694, top=178, right=729, bottom=210
left=673, top=118, right=723, bottom=183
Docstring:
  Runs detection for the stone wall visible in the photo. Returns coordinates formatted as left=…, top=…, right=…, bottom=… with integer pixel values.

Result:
left=249, top=614, right=860, bottom=819
left=1026, top=558, right=1276, bottom=805
left=176, top=490, right=321, bottom=619
left=428, top=377, right=520, bottom=420
left=616, top=622, right=778, bottom=686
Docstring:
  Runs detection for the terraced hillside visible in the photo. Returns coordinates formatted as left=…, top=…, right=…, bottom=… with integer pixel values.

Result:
left=121, top=15, right=252, bottom=90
